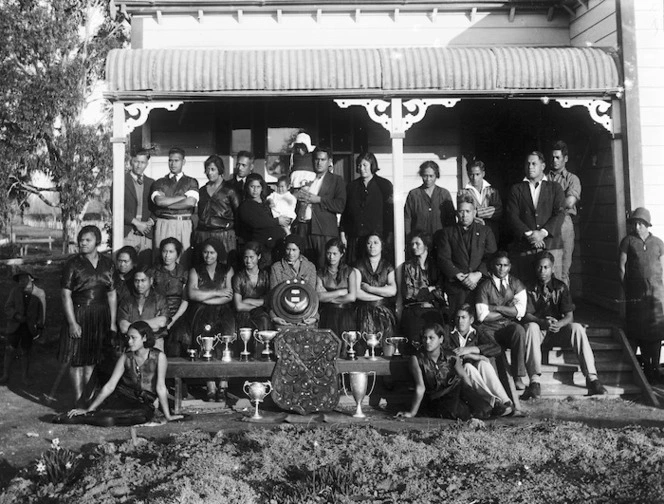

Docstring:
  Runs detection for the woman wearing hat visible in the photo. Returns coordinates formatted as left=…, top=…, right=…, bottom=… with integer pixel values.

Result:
left=619, top=207, right=664, bottom=381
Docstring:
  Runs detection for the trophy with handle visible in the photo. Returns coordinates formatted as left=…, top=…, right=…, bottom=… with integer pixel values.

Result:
left=362, top=332, right=383, bottom=361
left=385, top=336, right=407, bottom=357
left=341, top=330, right=360, bottom=360
left=342, top=371, right=376, bottom=418
left=197, top=332, right=220, bottom=361
left=254, top=330, right=278, bottom=360
left=243, top=380, right=273, bottom=419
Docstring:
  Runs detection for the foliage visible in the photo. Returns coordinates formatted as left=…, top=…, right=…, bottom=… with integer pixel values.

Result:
left=2, top=421, right=664, bottom=503
left=34, top=438, right=81, bottom=486
left=0, top=0, right=128, bottom=248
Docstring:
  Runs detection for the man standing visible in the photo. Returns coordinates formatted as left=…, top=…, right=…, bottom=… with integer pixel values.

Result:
left=230, top=151, right=254, bottom=201
left=124, top=149, right=155, bottom=265
left=438, top=195, right=497, bottom=317
left=150, top=147, right=199, bottom=265
left=521, top=252, right=607, bottom=399
left=294, top=146, right=346, bottom=268
left=475, top=251, right=529, bottom=389
left=548, top=141, right=581, bottom=287
left=506, top=151, right=565, bottom=285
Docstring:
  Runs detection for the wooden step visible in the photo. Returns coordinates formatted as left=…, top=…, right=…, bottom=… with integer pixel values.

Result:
left=536, top=383, right=642, bottom=399
left=543, top=347, right=624, bottom=366
left=585, top=327, right=614, bottom=338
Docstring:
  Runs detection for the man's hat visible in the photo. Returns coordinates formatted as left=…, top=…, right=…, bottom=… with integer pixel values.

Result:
left=628, top=207, right=652, bottom=227
left=12, top=267, right=37, bottom=282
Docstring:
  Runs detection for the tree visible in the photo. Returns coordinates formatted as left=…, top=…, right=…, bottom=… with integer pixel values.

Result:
left=0, top=0, right=128, bottom=251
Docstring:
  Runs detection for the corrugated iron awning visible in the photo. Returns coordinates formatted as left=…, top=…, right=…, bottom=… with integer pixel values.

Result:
left=105, top=46, right=621, bottom=99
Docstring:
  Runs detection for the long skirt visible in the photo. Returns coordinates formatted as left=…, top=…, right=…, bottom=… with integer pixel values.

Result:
left=58, top=303, right=110, bottom=367
left=166, top=302, right=235, bottom=358
left=401, top=305, right=444, bottom=348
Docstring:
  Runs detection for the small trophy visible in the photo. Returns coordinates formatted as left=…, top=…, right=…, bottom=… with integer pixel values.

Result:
left=187, top=348, right=197, bottom=361
left=243, top=380, right=273, bottom=419
left=362, top=332, right=382, bottom=361
left=197, top=333, right=220, bottom=361
left=385, top=336, right=407, bottom=357
left=220, top=334, right=237, bottom=363
left=254, top=330, right=278, bottom=360
left=238, top=328, right=253, bottom=361
left=341, top=331, right=360, bottom=360
left=342, top=371, right=376, bottom=418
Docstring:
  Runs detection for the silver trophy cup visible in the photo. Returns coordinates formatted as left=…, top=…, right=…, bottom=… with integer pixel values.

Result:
left=362, top=332, right=383, bottom=361
left=243, top=380, right=273, bottom=419
left=342, top=371, right=376, bottom=418
left=238, top=328, right=253, bottom=361
left=220, top=334, right=237, bottom=363
left=254, top=330, right=278, bottom=360
left=197, top=334, right=220, bottom=361
left=385, top=336, right=407, bottom=357
left=341, top=330, right=360, bottom=360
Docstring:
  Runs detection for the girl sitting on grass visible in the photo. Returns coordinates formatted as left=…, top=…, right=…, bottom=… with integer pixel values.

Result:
left=396, top=323, right=495, bottom=420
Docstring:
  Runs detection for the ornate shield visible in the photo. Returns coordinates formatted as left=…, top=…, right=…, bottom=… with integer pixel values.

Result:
left=270, top=279, right=319, bottom=324
left=272, top=328, right=341, bottom=414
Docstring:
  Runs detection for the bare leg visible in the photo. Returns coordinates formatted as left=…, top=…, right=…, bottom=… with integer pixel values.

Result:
left=82, top=365, right=96, bottom=404
left=69, top=366, right=85, bottom=407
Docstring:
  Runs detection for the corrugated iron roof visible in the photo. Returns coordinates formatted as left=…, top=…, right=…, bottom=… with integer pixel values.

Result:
left=105, top=46, right=620, bottom=98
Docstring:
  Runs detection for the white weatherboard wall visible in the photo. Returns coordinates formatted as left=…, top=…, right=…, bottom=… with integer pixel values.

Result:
left=132, top=11, right=571, bottom=50
left=634, top=0, right=664, bottom=239
left=570, top=0, right=618, bottom=48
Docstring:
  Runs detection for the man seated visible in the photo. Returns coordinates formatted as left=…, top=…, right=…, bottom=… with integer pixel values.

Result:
left=444, top=304, right=513, bottom=416
left=118, top=265, right=169, bottom=352
left=475, top=251, right=529, bottom=390
left=114, top=246, right=138, bottom=304
left=521, top=252, right=607, bottom=399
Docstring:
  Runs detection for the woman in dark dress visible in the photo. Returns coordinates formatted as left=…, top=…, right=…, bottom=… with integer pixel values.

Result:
left=233, top=241, right=272, bottom=332
left=59, top=225, right=117, bottom=407
left=316, top=238, right=358, bottom=339
left=193, top=155, right=240, bottom=263
left=355, top=233, right=397, bottom=355
left=619, top=207, right=664, bottom=381
left=184, top=238, right=235, bottom=401
left=150, top=238, right=189, bottom=356
left=237, top=173, right=288, bottom=266
left=401, top=231, right=445, bottom=346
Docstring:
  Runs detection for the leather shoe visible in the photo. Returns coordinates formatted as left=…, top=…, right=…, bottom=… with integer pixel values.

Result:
left=520, top=382, right=541, bottom=400
left=587, top=379, right=607, bottom=396
left=492, top=400, right=514, bottom=417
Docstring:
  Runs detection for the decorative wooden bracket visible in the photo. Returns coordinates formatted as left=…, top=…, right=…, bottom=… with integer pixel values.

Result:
left=554, top=98, right=612, bottom=133
left=124, top=101, right=183, bottom=134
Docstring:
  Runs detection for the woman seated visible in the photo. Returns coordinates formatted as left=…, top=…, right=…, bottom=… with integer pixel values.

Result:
left=269, top=234, right=318, bottom=329
left=233, top=241, right=272, bottom=357
left=444, top=304, right=513, bottom=416
left=182, top=238, right=235, bottom=402
left=61, top=322, right=182, bottom=426
left=355, top=233, right=397, bottom=355
left=150, top=238, right=189, bottom=357
left=316, top=238, right=358, bottom=342
left=400, top=231, right=446, bottom=347
left=396, top=324, right=495, bottom=420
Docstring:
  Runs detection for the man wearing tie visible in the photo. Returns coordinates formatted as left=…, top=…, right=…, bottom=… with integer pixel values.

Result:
left=230, top=151, right=254, bottom=201
left=124, top=149, right=155, bottom=264
left=506, top=151, right=565, bottom=285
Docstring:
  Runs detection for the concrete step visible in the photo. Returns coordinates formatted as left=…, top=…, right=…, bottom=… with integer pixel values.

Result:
left=535, top=382, right=642, bottom=399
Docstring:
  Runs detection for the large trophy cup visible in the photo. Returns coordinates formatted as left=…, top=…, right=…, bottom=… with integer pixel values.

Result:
left=385, top=336, right=407, bottom=357
left=342, top=371, right=376, bottom=418
left=341, top=331, right=360, bottom=360
left=243, top=380, right=273, bottom=419
left=220, top=334, right=237, bottom=363
left=254, top=330, right=278, bottom=360
left=197, top=332, right=220, bottom=361
left=362, top=332, right=382, bottom=361
left=238, top=328, right=253, bottom=361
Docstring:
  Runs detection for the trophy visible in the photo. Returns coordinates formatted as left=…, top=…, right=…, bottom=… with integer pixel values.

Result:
left=362, top=332, right=382, bottom=361
left=238, top=328, right=253, bottom=361
left=197, top=333, right=220, bottom=361
left=243, top=380, right=273, bottom=419
left=342, top=371, right=376, bottom=418
left=187, top=348, right=197, bottom=361
left=385, top=336, right=407, bottom=357
left=254, top=330, right=278, bottom=360
left=341, top=331, right=360, bottom=360
left=220, top=334, right=237, bottom=363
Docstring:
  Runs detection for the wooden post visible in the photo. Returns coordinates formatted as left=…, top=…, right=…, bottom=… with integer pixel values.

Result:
left=390, top=98, right=406, bottom=270
left=112, top=102, right=126, bottom=252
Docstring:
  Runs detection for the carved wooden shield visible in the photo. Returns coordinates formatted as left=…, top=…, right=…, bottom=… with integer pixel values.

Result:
left=272, top=328, right=341, bottom=415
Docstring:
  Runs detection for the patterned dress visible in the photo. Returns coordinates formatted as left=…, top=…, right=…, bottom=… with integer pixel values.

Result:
left=401, top=257, right=445, bottom=345
left=355, top=258, right=396, bottom=354
left=317, top=264, right=356, bottom=340
left=59, top=254, right=116, bottom=366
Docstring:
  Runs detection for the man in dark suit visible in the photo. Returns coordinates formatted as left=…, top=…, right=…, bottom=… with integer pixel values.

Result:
left=437, top=195, right=497, bottom=317
left=294, top=146, right=347, bottom=268
left=229, top=150, right=254, bottom=201
left=506, top=151, right=565, bottom=285
left=124, top=149, right=155, bottom=265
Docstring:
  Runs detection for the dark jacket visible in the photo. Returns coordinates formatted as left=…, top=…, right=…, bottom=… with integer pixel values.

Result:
left=340, top=175, right=393, bottom=238
left=443, top=327, right=502, bottom=358
left=197, top=182, right=240, bottom=231
left=437, top=222, right=497, bottom=282
left=4, top=284, right=45, bottom=336
left=296, top=172, right=346, bottom=237
left=124, top=172, right=155, bottom=237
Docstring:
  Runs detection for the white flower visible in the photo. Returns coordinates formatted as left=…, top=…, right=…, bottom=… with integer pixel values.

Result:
left=51, top=438, right=61, bottom=450
left=204, top=324, right=212, bottom=331
left=65, top=462, right=73, bottom=470
left=36, top=461, right=46, bottom=475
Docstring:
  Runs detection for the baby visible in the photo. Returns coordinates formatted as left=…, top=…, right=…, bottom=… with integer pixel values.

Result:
left=267, top=176, right=297, bottom=235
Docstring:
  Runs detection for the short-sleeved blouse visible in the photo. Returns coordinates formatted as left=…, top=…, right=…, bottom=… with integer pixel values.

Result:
left=195, top=263, right=230, bottom=291
left=317, top=264, right=353, bottom=292
left=61, top=254, right=116, bottom=304
left=620, top=233, right=664, bottom=299
left=150, top=263, right=188, bottom=299
left=416, top=351, right=455, bottom=396
left=355, top=258, right=394, bottom=290
left=270, top=257, right=317, bottom=289
left=403, top=257, right=440, bottom=304
left=232, top=269, right=270, bottom=300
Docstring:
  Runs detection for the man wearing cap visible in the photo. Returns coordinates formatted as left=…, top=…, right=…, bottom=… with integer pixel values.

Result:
left=619, top=207, right=664, bottom=381
left=294, top=146, right=347, bottom=269
left=124, top=149, right=155, bottom=265
left=548, top=141, right=581, bottom=287
left=1, top=269, right=46, bottom=385
left=150, top=147, right=199, bottom=265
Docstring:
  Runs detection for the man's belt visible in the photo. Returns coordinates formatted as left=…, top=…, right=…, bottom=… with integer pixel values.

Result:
left=158, top=215, right=191, bottom=220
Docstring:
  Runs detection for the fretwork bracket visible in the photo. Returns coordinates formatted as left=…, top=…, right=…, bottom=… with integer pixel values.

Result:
left=554, top=98, right=612, bottom=133
left=124, top=101, right=183, bottom=135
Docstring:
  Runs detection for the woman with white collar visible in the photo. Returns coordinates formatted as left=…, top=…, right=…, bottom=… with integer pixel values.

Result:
left=462, top=160, right=503, bottom=244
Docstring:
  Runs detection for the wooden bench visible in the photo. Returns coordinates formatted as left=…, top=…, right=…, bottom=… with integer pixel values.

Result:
left=11, top=233, right=54, bottom=255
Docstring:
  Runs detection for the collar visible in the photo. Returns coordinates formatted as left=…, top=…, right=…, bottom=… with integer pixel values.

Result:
left=523, top=174, right=548, bottom=185
left=170, top=172, right=184, bottom=181
left=130, top=171, right=141, bottom=182
left=451, top=326, right=476, bottom=338
left=536, top=278, right=556, bottom=292
left=491, top=273, right=510, bottom=286
left=236, top=176, right=246, bottom=183
left=549, top=167, right=568, bottom=178
left=464, top=179, right=492, bottom=192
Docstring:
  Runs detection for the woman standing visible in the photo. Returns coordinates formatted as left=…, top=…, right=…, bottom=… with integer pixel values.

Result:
left=194, top=155, right=240, bottom=263
left=619, top=207, right=664, bottom=381
left=401, top=231, right=445, bottom=346
left=460, top=160, right=503, bottom=244
left=355, top=233, right=397, bottom=355
left=233, top=241, right=272, bottom=333
left=237, top=173, right=288, bottom=266
left=404, top=160, right=455, bottom=239
left=316, top=238, right=358, bottom=339
left=150, top=238, right=189, bottom=356
left=59, top=225, right=117, bottom=407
